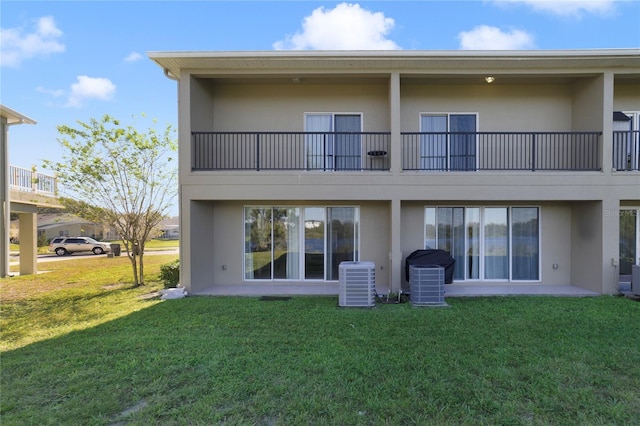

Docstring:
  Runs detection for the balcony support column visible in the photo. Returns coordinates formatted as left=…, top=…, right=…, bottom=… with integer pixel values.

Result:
left=1, top=118, right=9, bottom=277
left=18, top=211, right=37, bottom=276
left=601, top=72, right=614, bottom=173
left=388, top=72, right=403, bottom=292
left=390, top=198, right=402, bottom=293
left=389, top=72, right=401, bottom=174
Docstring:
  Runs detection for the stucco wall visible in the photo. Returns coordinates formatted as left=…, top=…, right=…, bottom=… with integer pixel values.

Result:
left=188, top=200, right=390, bottom=290
left=400, top=82, right=575, bottom=132
left=193, top=79, right=390, bottom=132
left=399, top=201, right=574, bottom=286
left=614, top=82, right=640, bottom=110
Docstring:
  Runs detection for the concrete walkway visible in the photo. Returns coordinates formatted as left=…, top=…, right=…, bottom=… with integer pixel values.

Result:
left=444, top=284, right=600, bottom=297
left=194, top=283, right=601, bottom=297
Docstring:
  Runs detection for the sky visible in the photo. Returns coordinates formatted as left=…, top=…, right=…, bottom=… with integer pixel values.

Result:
left=2, top=0, right=640, bottom=205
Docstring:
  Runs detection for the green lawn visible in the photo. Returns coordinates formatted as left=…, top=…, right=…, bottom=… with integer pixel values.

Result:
left=1, top=261, right=639, bottom=425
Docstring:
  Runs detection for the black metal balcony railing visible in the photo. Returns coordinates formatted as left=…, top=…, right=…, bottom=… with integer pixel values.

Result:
left=191, top=131, right=603, bottom=172
left=613, top=130, right=640, bottom=171
left=402, top=132, right=601, bottom=171
left=192, top=132, right=391, bottom=171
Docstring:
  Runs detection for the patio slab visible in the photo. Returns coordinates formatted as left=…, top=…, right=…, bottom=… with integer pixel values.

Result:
left=444, top=284, right=600, bottom=297
left=193, top=283, right=601, bottom=297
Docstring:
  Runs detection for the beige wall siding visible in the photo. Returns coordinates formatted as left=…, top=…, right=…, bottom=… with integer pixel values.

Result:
left=571, top=201, right=604, bottom=293
left=189, top=200, right=217, bottom=293
left=197, top=80, right=390, bottom=132
left=614, top=82, right=640, bottom=110
left=572, top=75, right=605, bottom=132
left=400, top=82, right=575, bottom=132
left=189, top=200, right=391, bottom=289
left=399, top=201, right=574, bottom=286
left=190, top=77, right=215, bottom=131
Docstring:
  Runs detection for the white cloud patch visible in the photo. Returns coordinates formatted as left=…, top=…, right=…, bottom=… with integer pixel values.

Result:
left=0, top=16, right=65, bottom=67
left=273, top=3, right=400, bottom=50
left=36, top=86, right=65, bottom=97
left=124, top=51, right=143, bottom=62
left=66, top=76, right=116, bottom=108
left=492, top=0, right=617, bottom=17
left=458, top=25, right=536, bottom=50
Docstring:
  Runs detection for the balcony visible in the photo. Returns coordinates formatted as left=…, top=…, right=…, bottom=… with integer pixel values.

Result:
left=191, top=131, right=603, bottom=172
left=9, top=165, right=57, bottom=195
left=613, top=130, right=640, bottom=171
left=402, top=132, right=601, bottom=171
left=192, top=132, right=391, bottom=171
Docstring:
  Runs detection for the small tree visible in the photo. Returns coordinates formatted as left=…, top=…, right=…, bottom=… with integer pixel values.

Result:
left=45, top=114, right=177, bottom=286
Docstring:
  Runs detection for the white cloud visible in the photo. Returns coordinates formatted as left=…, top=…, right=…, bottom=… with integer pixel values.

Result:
left=124, top=51, right=143, bottom=62
left=36, top=86, right=65, bottom=97
left=0, top=16, right=65, bottom=67
left=66, top=76, right=116, bottom=108
left=458, top=25, right=536, bottom=50
left=273, top=3, right=400, bottom=50
left=492, top=0, right=617, bottom=17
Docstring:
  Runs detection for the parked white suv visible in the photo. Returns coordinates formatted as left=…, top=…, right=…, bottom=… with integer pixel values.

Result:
left=49, top=237, right=111, bottom=256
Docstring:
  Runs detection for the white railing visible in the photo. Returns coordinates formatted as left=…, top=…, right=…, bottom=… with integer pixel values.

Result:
left=9, top=165, right=57, bottom=195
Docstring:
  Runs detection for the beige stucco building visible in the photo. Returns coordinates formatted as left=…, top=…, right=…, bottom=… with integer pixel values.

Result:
left=149, top=50, right=640, bottom=296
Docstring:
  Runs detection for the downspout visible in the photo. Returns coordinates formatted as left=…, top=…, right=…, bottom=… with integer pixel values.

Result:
left=164, top=68, right=179, bottom=81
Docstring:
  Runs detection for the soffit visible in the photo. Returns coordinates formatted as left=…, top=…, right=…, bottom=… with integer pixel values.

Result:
left=0, top=104, right=37, bottom=125
left=148, top=50, right=640, bottom=80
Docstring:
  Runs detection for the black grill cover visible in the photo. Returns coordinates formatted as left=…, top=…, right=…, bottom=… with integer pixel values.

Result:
left=405, top=249, right=456, bottom=284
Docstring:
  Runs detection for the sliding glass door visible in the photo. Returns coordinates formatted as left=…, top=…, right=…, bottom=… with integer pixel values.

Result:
left=420, top=113, right=477, bottom=171
left=620, top=209, right=639, bottom=277
left=305, top=113, right=362, bottom=170
left=425, top=206, right=539, bottom=281
left=245, top=206, right=359, bottom=281
left=304, top=208, right=325, bottom=279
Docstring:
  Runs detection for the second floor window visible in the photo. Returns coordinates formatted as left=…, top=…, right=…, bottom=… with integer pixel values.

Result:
left=420, top=113, right=477, bottom=171
left=305, top=113, right=362, bottom=171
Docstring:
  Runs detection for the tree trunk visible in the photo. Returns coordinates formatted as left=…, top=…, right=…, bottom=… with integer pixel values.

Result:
left=138, top=251, right=145, bottom=285
left=130, top=253, right=139, bottom=286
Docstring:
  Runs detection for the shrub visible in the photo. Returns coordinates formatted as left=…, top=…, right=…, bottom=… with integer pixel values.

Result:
left=159, top=259, right=180, bottom=288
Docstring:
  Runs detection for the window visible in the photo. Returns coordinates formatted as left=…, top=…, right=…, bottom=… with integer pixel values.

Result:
left=420, top=113, right=477, bottom=171
left=305, top=113, right=362, bottom=170
left=425, top=206, right=539, bottom=281
left=245, top=206, right=359, bottom=281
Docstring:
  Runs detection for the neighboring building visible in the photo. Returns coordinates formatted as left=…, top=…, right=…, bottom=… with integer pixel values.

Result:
left=35, top=213, right=117, bottom=242
left=149, top=50, right=640, bottom=296
left=1, top=105, right=61, bottom=277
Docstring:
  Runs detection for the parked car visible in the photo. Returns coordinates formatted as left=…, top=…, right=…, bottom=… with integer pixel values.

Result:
left=48, top=237, right=111, bottom=256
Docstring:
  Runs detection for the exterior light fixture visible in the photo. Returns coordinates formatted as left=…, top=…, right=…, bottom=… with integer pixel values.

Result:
left=485, top=76, right=495, bottom=83
left=292, top=78, right=301, bottom=84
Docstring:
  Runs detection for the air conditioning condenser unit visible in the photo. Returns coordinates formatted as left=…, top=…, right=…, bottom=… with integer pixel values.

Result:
left=632, top=265, right=640, bottom=295
left=339, top=261, right=375, bottom=307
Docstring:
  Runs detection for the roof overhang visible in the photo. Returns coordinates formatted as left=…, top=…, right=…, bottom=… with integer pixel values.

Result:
left=148, top=49, right=640, bottom=81
left=0, top=104, right=36, bottom=125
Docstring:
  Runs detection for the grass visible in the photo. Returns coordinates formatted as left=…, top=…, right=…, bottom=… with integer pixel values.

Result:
left=1, top=262, right=639, bottom=425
